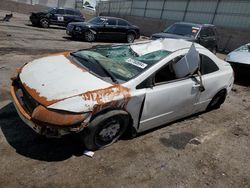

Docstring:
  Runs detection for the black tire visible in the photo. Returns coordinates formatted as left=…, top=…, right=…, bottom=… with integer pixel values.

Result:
left=84, top=30, right=96, bottom=42
left=207, top=90, right=226, bottom=111
left=126, top=33, right=135, bottom=43
left=81, top=110, right=129, bottom=150
left=40, top=18, right=49, bottom=28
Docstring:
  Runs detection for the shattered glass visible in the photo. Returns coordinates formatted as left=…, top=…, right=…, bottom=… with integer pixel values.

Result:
left=74, top=45, right=171, bottom=81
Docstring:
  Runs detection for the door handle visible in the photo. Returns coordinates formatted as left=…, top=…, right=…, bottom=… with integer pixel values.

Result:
left=192, top=84, right=200, bottom=88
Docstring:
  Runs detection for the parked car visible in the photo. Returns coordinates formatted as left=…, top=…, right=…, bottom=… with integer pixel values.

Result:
left=225, top=43, right=250, bottom=78
left=82, top=5, right=96, bottom=13
left=30, top=8, right=85, bottom=28
left=66, top=16, right=140, bottom=43
left=151, top=22, right=218, bottom=53
left=11, top=39, right=234, bottom=150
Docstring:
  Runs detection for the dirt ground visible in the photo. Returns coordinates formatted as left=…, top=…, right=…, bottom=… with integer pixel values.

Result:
left=0, top=9, right=250, bottom=188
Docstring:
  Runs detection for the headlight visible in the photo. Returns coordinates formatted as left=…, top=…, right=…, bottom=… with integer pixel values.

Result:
left=75, top=26, right=82, bottom=31
left=32, top=105, right=90, bottom=126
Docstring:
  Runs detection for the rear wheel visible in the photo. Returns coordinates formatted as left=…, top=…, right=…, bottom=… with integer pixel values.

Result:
left=126, top=33, right=135, bottom=43
left=207, top=90, right=226, bottom=111
left=84, top=30, right=96, bottom=42
left=81, top=110, right=129, bottom=150
left=40, top=18, right=49, bottom=28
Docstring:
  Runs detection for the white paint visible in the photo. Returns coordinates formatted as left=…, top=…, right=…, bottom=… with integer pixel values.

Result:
left=225, top=51, right=250, bottom=65
left=130, top=38, right=204, bottom=56
left=20, top=55, right=111, bottom=102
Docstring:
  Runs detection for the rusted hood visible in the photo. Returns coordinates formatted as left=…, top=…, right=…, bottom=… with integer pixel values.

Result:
left=19, top=54, right=112, bottom=106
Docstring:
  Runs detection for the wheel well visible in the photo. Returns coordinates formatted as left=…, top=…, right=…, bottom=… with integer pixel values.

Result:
left=206, top=88, right=227, bottom=111
left=90, top=107, right=135, bottom=136
left=127, top=31, right=136, bottom=36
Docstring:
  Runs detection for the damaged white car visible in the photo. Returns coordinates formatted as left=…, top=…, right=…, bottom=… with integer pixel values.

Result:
left=11, top=39, right=234, bottom=150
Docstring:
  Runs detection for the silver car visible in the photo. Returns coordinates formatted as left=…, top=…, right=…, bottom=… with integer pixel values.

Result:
left=11, top=39, right=234, bottom=150
left=225, top=43, right=250, bottom=78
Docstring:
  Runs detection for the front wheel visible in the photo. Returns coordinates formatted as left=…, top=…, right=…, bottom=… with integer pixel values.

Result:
left=40, top=18, right=49, bottom=28
left=126, top=33, right=135, bottom=43
left=81, top=110, right=129, bottom=150
left=84, top=30, right=96, bottom=42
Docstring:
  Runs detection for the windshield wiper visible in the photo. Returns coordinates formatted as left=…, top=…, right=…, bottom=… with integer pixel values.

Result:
left=70, top=52, right=118, bottom=83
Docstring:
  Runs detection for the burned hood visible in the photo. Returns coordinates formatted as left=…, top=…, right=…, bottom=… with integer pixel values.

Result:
left=19, top=54, right=112, bottom=106
left=151, top=32, right=195, bottom=41
left=225, top=51, right=250, bottom=65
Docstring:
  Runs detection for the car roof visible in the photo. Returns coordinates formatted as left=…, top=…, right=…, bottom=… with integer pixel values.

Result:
left=130, top=38, right=205, bottom=56
left=99, top=16, right=126, bottom=20
left=174, top=22, right=215, bottom=28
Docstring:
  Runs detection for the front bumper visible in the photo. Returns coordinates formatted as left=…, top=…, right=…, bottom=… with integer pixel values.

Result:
left=10, top=81, right=90, bottom=137
left=66, top=25, right=83, bottom=36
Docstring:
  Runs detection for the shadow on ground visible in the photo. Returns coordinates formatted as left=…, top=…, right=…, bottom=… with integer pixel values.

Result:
left=0, top=102, right=85, bottom=162
left=63, top=36, right=128, bottom=44
left=159, top=132, right=196, bottom=149
left=25, top=23, right=66, bottom=30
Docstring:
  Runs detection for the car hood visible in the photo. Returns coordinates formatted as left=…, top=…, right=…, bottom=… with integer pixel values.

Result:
left=152, top=32, right=196, bottom=41
left=225, top=51, right=250, bottom=65
left=69, top=22, right=91, bottom=27
left=19, top=53, right=115, bottom=107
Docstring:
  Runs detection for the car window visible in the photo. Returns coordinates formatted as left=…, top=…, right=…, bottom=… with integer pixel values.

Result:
left=57, top=9, right=64, bottom=14
left=106, top=18, right=117, bottom=26
left=164, top=24, right=200, bottom=38
left=200, top=28, right=208, bottom=37
left=154, top=56, right=184, bottom=84
left=118, top=19, right=128, bottom=26
left=65, top=9, right=75, bottom=15
left=200, top=54, right=219, bottom=75
left=88, top=17, right=105, bottom=25
left=206, top=28, right=215, bottom=36
left=48, top=8, right=57, bottom=14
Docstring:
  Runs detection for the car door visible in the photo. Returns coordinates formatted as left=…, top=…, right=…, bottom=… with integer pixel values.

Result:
left=192, top=53, right=220, bottom=113
left=199, top=27, right=216, bottom=50
left=50, top=8, right=65, bottom=26
left=64, top=9, right=76, bottom=26
left=116, top=19, right=129, bottom=39
left=139, top=46, right=201, bottom=132
left=102, top=18, right=118, bottom=39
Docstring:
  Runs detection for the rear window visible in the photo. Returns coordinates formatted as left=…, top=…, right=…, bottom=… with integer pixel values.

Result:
left=200, top=55, right=219, bottom=74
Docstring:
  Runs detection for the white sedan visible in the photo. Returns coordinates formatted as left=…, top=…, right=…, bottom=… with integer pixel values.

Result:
left=11, top=39, right=234, bottom=150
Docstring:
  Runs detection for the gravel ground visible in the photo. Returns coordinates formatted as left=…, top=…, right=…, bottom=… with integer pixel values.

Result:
left=0, top=10, right=250, bottom=188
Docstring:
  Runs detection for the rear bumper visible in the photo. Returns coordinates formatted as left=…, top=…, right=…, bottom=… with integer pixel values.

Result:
left=10, top=83, right=89, bottom=137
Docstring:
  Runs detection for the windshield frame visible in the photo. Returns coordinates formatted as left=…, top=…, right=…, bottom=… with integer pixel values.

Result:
left=70, top=44, right=172, bottom=83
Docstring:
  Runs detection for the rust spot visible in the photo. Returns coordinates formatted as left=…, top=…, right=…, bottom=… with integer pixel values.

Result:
left=81, top=85, right=131, bottom=115
left=32, top=105, right=86, bottom=127
left=22, top=83, right=59, bottom=106
left=48, top=51, right=70, bottom=57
